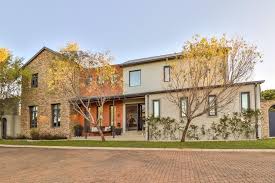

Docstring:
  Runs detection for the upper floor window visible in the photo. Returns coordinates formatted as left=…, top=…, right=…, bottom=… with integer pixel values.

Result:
left=31, top=73, right=38, bottom=88
left=164, top=66, right=171, bottom=82
left=29, top=106, right=38, bottom=128
left=85, top=75, right=93, bottom=85
left=241, top=92, right=250, bottom=112
left=52, top=104, right=61, bottom=127
left=129, top=70, right=141, bottom=87
left=180, top=97, right=188, bottom=117
left=152, top=100, right=160, bottom=118
left=208, top=95, right=217, bottom=116
left=97, top=76, right=104, bottom=85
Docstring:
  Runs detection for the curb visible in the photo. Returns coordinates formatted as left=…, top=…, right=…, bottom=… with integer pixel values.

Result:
left=1, top=144, right=275, bottom=152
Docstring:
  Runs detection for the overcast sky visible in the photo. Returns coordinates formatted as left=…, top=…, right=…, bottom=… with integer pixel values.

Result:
left=1, top=0, right=274, bottom=89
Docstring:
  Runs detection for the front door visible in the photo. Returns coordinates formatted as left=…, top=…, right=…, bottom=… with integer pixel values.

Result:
left=126, top=103, right=145, bottom=131
left=2, top=118, right=7, bottom=139
left=126, top=104, right=138, bottom=131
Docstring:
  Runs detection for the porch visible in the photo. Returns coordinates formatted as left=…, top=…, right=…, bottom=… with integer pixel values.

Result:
left=72, top=94, right=148, bottom=140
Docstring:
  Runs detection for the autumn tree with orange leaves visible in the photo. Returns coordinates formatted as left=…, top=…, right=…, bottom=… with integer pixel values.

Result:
left=47, top=43, right=122, bottom=141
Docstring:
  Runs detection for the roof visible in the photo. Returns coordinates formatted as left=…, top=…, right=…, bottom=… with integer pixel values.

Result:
left=120, top=52, right=182, bottom=67
left=72, top=80, right=265, bottom=102
left=22, top=47, right=59, bottom=68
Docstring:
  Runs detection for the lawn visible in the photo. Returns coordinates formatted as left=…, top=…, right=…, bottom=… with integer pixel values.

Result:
left=0, top=139, right=275, bottom=149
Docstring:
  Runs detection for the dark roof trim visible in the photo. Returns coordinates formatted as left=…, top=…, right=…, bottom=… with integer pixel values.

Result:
left=22, top=47, right=59, bottom=68
left=120, top=52, right=182, bottom=67
left=72, top=80, right=265, bottom=102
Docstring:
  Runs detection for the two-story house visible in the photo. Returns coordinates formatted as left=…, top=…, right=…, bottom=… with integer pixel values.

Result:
left=20, top=47, right=264, bottom=140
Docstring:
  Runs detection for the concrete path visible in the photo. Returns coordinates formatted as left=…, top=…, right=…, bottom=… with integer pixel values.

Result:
left=0, top=147, right=274, bottom=183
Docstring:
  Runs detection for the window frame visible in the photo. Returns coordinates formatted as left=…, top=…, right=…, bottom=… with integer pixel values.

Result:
left=109, top=105, right=116, bottom=126
left=29, top=106, right=38, bottom=128
left=129, top=70, right=141, bottom=87
left=52, top=103, right=61, bottom=128
left=31, top=73, right=38, bottom=88
left=163, top=66, right=171, bottom=82
left=208, top=95, right=217, bottom=116
left=180, top=97, right=188, bottom=118
left=241, top=92, right=250, bottom=112
left=152, top=100, right=160, bottom=118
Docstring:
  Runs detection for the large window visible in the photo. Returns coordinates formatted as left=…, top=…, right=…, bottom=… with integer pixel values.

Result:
left=241, top=92, right=250, bottom=112
left=129, top=70, right=141, bottom=87
left=109, top=105, right=116, bottom=126
left=163, top=66, right=171, bottom=82
left=180, top=97, right=188, bottom=117
left=31, top=73, right=38, bottom=88
left=52, top=104, right=61, bottom=127
left=152, top=100, right=160, bottom=118
left=208, top=95, right=217, bottom=116
left=29, top=106, right=38, bottom=128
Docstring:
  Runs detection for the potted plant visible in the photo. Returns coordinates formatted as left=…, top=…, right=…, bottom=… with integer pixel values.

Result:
left=73, top=124, right=83, bottom=137
left=115, top=122, right=122, bottom=135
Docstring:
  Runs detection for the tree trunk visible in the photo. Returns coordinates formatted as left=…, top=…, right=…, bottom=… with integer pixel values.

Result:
left=97, top=126, right=106, bottom=142
left=181, top=118, right=191, bottom=142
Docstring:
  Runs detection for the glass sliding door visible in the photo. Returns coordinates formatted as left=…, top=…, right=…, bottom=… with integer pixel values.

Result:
left=126, top=104, right=138, bottom=131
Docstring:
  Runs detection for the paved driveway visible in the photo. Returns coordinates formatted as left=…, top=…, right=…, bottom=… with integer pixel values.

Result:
left=0, top=147, right=274, bottom=183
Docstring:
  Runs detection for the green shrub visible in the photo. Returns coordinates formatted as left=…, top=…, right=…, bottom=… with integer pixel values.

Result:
left=30, top=129, right=67, bottom=140
left=39, top=133, right=67, bottom=140
left=30, top=129, right=40, bottom=140
left=261, top=89, right=275, bottom=100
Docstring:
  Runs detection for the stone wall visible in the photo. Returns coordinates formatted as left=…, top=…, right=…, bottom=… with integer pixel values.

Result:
left=21, top=49, right=73, bottom=138
left=260, top=99, right=275, bottom=138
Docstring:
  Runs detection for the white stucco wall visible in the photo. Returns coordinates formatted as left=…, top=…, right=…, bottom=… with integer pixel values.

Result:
left=123, top=60, right=172, bottom=94
left=0, top=115, right=21, bottom=139
left=147, top=84, right=261, bottom=140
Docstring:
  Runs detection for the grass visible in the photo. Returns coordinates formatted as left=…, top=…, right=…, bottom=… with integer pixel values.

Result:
left=0, top=139, right=275, bottom=149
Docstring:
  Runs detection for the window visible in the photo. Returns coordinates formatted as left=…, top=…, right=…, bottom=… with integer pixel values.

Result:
left=152, top=100, right=160, bottom=118
left=241, top=92, right=250, bottom=112
left=129, top=70, right=141, bottom=87
left=180, top=97, right=188, bottom=117
left=97, top=76, right=104, bottom=85
left=29, top=106, right=38, bottom=128
left=111, top=74, right=118, bottom=84
left=164, top=66, right=171, bottom=82
left=52, top=104, right=61, bottom=127
left=97, top=106, right=103, bottom=126
left=109, top=105, right=116, bottom=126
left=86, top=75, right=93, bottom=85
left=31, top=73, right=38, bottom=88
left=208, top=95, right=217, bottom=116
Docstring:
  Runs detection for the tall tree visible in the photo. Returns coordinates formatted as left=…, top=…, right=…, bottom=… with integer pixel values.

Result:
left=165, top=35, right=262, bottom=142
left=47, top=43, right=122, bottom=141
left=0, top=48, right=29, bottom=119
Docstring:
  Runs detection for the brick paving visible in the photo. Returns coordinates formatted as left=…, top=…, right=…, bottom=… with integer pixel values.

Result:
left=0, top=147, right=274, bottom=183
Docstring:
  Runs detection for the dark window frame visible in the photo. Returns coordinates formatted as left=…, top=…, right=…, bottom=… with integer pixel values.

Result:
left=129, top=70, right=141, bottom=87
left=29, top=106, right=38, bottom=128
left=52, top=103, right=61, bottom=128
left=163, top=66, right=171, bottom=82
left=31, top=73, right=38, bottom=88
left=208, top=95, right=217, bottom=116
left=241, top=92, right=250, bottom=112
left=180, top=97, right=188, bottom=118
left=152, top=100, right=160, bottom=118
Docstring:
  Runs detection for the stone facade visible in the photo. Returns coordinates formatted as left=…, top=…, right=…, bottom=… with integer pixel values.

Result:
left=260, top=99, right=275, bottom=138
left=21, top=48, right=73, bottom=138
